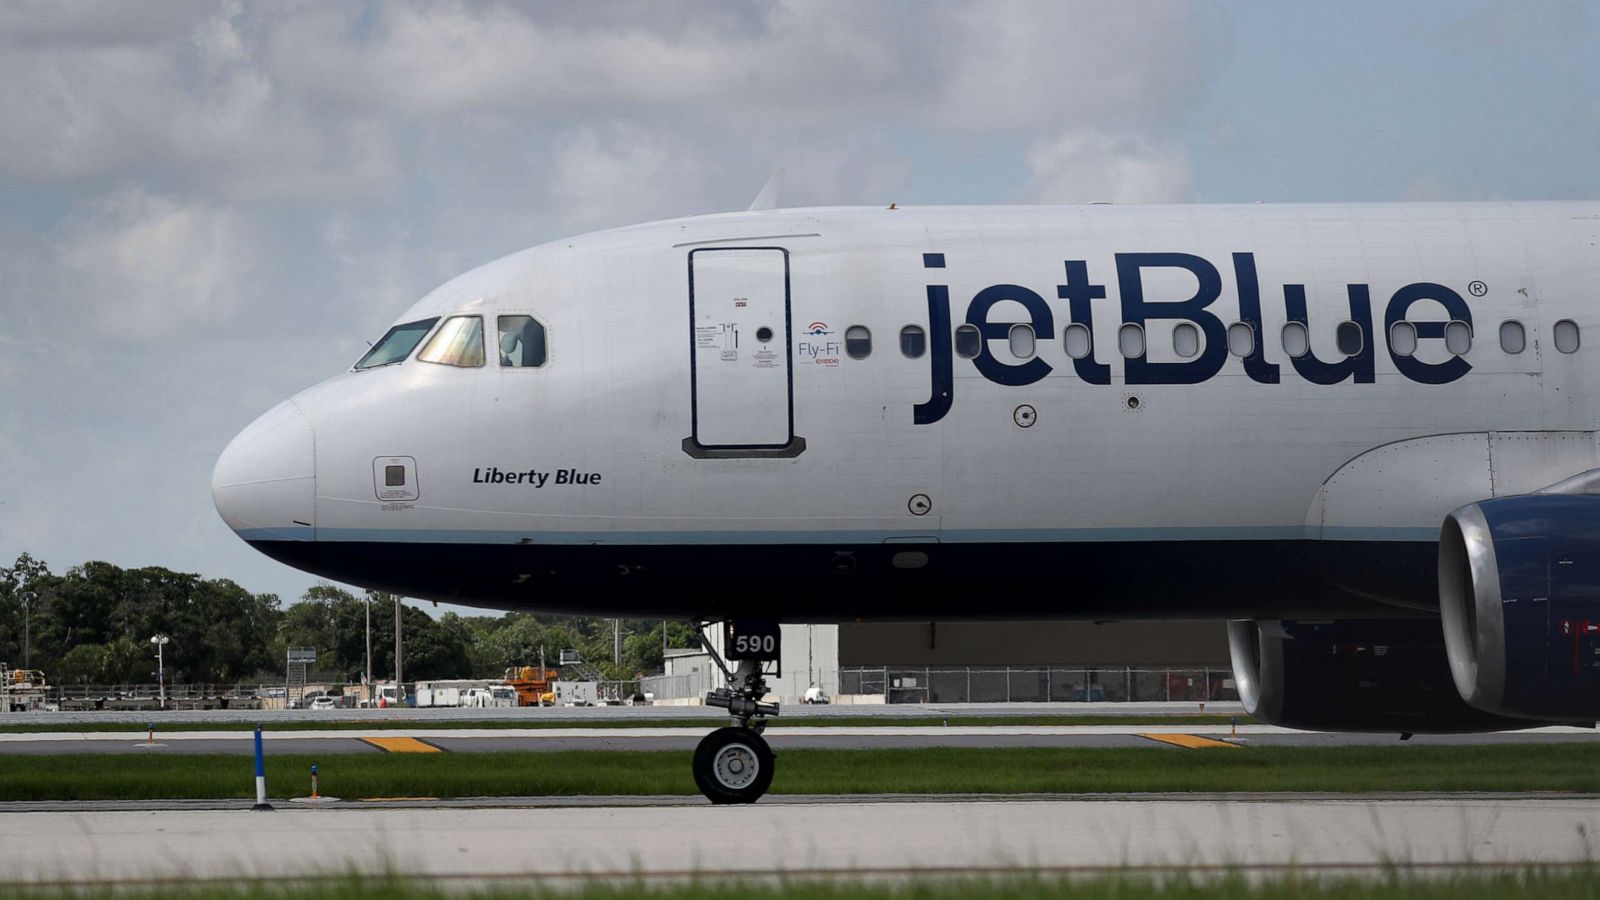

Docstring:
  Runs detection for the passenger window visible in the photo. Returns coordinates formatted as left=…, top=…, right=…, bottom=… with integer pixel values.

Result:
left=1063, top=323, right=1092, bottom=360
left=498, top=315, right=547, bottom=368
left=1499, top=320, right=1526, bottom=354
left=417, top=316, right=485, bottom=368
left=845, top=325, right=872, bottom=360
left=1226, top=322, right=1254, bottom=357
left=1335, top=321, right=1362, bottom=356
left=899, top=325, right=926, bottom=359
left=954, top=324, right=981, bottom=359
left=355, top=317, right=440, bottom=370
left=1281, top=322, right=1309, bottom=358
left=1555, top=319, right=1581, bottom=354
left=1445, top=320, right=1472, bottom=355
left=1117, top=323, right=1145, bottom=359
left=1390, top=321, right=1417, bottom=357
left=1009, top=324, right=1035, bottom=359
left=1172, top=323, right=1199, bottom=359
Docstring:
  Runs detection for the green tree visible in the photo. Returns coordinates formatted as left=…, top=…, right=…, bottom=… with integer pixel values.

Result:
left=0, top=553, right=51, bottom=666
left=2, top=555, right=283, bottom=685
left=54, top=643, right=108, bottom=684
left=3, top=550, right=710, bottom=688
left=399, top=606, right=473, bottom=680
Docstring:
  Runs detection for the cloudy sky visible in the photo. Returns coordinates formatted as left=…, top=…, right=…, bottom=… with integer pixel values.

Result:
left=1, top=0, right=1597, bottom=609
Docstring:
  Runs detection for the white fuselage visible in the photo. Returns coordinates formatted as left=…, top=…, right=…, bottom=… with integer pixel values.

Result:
left=214, top=202, right=1600, bottom=619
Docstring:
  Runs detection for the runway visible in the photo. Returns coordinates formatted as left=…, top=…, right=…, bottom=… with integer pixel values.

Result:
left=2, top=796, right=1597, bottom=883
left=3, top=723, right=1599, bottom=755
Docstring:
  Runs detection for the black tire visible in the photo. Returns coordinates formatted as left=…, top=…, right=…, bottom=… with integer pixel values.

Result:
left=692, top=727, right=775, bottom=804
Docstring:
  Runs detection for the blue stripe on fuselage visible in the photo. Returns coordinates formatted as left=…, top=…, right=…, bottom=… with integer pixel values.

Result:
left=236, top=524, right=1440, bottom=545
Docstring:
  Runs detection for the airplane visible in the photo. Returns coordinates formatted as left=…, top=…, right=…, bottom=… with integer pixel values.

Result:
left=215, top=199, right=1600, bottom=803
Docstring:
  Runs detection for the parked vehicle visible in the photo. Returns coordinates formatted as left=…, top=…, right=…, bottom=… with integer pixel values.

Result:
left=504, top=666, right=559, bottom=706
left=373, top=683, right=407, bottom=708
left=0, top=665, right=50, bottom=712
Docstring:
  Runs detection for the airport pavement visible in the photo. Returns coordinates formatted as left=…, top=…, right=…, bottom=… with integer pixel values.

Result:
left=2, top=796, right=1598, bottom=883
left=3, top=723, right=1599, bottom=754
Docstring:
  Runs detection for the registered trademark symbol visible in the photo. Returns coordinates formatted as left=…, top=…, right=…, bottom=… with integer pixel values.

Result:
left=1469, top=280, right=1488, bottom=297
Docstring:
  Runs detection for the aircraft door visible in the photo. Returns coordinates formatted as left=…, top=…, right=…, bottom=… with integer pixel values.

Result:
left=685, top=248, right=805, bottom=458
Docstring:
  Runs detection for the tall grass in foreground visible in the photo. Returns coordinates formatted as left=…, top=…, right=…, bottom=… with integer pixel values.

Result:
left=3, top=870, right=1600, bottom=899
left=3, top=745, right=1600, bottom=801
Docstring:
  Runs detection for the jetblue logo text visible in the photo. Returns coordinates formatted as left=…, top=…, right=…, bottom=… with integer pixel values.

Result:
left=914, top=251, right=1475, bottom=425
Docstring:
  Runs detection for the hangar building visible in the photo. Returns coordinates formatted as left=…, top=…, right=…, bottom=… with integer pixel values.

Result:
left=647, top=621, right=1231, bottom=706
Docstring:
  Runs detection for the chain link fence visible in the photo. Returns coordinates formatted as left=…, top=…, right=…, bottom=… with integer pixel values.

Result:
left=33, top=682, right=280, bottom=711
left=838, top=666, right=1237, bottom=703
left=639, top=669, right=717, bottom=704
left=638, top=666, right=1236, bottom=704
left=22, top=678, right=650, bottom=711
left=18, top=668, right=1235, bottom=710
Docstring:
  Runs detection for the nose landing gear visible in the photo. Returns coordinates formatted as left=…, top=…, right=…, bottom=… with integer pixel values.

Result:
left=693, top=725, right=774, bottom=803
left=693, top=622, right=781, bottom=804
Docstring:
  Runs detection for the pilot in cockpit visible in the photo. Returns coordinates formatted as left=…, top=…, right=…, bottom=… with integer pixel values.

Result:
left=498, top=315, right=547, bottom=368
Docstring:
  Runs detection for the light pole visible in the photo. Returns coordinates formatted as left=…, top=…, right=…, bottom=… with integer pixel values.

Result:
left=149, top=634, right=169, bottom=710
left=393, top=594, right=403, bottom=700
left=364, top=592, right=372, bottom=706
left=22, top=591, right=33, bottom=670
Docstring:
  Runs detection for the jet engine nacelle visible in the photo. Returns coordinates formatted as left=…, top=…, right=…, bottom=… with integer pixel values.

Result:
left=1227, top=618, right=1538, bottom=732
left=1440, top=493, right=1600, bottom=723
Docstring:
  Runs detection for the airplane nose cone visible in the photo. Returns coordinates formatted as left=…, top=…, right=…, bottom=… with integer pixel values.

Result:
left=212, top=399, right=315, bottom=541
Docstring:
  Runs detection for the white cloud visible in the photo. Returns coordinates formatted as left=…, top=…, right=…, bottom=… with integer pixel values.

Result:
left=0, top=1, right=212, bottom=47
left=1022, top=132, right=1191, bottom=204
left=935, top=2, right=1233, bottom=133
left=260, top=2, right=914, bottom=120
left=57, top=188, right=259, bottom=339
left=192, top=0, right=247, bottom=73
left=0, top=3, right=399, bottom=200
left=548, top=124, right=706, bottom=228
left=0, top=1, right=1229, bottom=213
left=252, top=1, right=1233, bottom=139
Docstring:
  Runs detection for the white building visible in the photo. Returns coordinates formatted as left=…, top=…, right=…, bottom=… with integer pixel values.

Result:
left=642, top=620, right=1230, bottom=705
left=651, top=623, right=839, bottom=705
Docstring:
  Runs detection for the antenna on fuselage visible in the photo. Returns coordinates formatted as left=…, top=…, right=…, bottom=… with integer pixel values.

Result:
left=748, top=169, right=784, bottom=211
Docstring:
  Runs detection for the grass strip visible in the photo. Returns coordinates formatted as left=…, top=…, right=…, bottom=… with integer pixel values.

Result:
left=4, top=871, right=1600, bottom=899
left=3, top=744, right=1599, bottom=802
left=0, top=714, right=1248, bottom=734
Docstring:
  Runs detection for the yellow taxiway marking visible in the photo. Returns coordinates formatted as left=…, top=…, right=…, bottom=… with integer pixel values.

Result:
left=1137, top=733, right=1241, bottom=749
left=361, top=736, right=443, bottom=753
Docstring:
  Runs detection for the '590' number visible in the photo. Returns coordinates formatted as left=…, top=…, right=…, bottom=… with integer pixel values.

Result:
left=734, top=634, right=776, bottom=655
left=726, top=621, right=782, bottom=661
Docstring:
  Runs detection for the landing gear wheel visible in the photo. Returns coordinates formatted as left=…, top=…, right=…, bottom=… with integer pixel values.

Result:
left=693, top=727, right=775, bottom=804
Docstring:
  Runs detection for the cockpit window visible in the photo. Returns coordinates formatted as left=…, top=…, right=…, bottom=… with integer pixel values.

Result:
left=354, top=318, right=439, bottom=370
left=417, top=316, right=485, bottom=368
left=498, top=315, right=547, bottom=368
